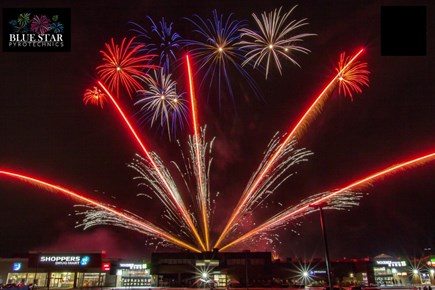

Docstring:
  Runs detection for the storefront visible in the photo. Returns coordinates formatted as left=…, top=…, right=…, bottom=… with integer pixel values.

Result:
left=373, top=255, right=408, bottom=286
left=1, top=259, right=48, bottom=286
left=26, top=252, right=106, bottom=288
left=114, top=262, right=152, bottom=287
left=424, top=257, right=435, bottom=284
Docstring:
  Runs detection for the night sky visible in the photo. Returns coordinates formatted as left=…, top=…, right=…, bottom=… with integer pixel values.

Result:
left=0, top=0, right=434, bottom=261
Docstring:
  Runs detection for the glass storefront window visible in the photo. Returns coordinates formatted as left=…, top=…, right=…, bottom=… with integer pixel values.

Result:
left=34, top=273, right=48, bottom=287
left=6, top=273, right=48, bottom=286
left=120, top=269, right=151, bottom=286
left=7, top=273, right=28, bottom=284
left=76, top=273, right=105, bottom=287
left=50, top=272, right=75, bottom=289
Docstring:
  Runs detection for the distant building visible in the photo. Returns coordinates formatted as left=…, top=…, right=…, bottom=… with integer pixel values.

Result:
left=150, top=250, right=376, bottom=288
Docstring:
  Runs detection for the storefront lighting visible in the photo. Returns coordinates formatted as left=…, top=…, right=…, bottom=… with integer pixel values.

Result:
left=430, top=269, right=435, bottom=275
left=202, top=272, right=209, bottom=279
left=303, top=271, right=308, bottom=277
left=392, top=268, right=397, bottom=274
left=413, top=269, right=419, bottom=275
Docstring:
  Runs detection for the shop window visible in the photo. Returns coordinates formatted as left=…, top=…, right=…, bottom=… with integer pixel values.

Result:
left=50, top=272, right=75, bottom=288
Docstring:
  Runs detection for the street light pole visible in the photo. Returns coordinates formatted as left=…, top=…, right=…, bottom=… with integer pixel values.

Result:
left=311, top=203, right=333, bottom=290
left=245, top=251, right=249, bottom=290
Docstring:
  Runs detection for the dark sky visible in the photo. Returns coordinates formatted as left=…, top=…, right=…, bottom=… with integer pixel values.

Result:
left=0, top=0, right=434, bottom=261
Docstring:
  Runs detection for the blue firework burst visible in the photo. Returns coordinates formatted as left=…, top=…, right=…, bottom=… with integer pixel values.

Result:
left=130, top=17, right=182, bottom=74
left=183, top=10, right=259, bottom=107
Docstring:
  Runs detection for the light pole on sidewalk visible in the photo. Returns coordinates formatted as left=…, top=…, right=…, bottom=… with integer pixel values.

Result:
left=310, top=203, right=333, bottom=290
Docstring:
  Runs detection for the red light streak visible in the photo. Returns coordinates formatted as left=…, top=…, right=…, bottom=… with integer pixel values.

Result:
left=98, top=81, right=206, bottom=251
left=0, top=169, right=201, bottom=253
left=214, top=48, right=366, bottom=249
left=186, top=55, right=210, bottom=251
left=220, top=152, right=435, bottom=251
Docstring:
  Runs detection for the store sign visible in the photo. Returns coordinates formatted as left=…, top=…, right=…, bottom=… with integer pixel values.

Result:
left=376, top=260, right=406, bottom=267
left=39, top=255, right=90, bottom=266
left=12, top=262, right=22, bottom=271
left=310, top=270, right=327, bottom=275
left=195, top=260, right=219, bottom=267
left=427, top=258, right=435, bottom=267
left=119, top=263, right=147, bottom=270
left=102, top=262, right=111, bottom=271
left=29, top=253, right=102, bottom=268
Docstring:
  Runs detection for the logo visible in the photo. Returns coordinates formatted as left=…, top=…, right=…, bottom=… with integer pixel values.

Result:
left=12, top=262, right=22, bottom=271
left=3, top=8, right=71, bottom=52
left=102, top=262, right=111, bottom=271
left=80, top=256, right=90, bottom=266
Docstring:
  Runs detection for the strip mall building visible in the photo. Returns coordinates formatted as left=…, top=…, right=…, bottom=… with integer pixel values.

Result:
left=1, top=251, right=434, bottom=288
left=0, top=252, right=151, bottom=288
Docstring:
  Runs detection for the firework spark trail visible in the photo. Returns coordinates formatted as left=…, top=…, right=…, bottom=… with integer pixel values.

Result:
left=98, top=81, right=206, bottom=251
left=187, top=128, right=214, bottom=250
left=128, top=127, right=214, bottom=244
left=128, top=154, right=189, bottom=235
left=219, top=152, right=435, bottom=251
left=186, top=55, right=210, bottom=250
left=214, top=48, right=365, bottom=249
left=0, top=169, right=201, bottom=253
left=223, top=136, right=312, bottom=240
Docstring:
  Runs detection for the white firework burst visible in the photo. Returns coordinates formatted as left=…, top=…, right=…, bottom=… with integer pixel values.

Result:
left=135, top=70, right=188, bottom=140
left=239, top=6, right=315, bottom=79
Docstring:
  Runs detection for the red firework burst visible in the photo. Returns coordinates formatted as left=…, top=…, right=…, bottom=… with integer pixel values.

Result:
left=97, top=37, right=157, bottom=98
left=83, top=86, right=107, bottom=108
left=336, top=51, right=370, bottom=99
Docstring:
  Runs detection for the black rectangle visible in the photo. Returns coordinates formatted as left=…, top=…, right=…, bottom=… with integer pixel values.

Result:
left=3, top=8, right=71, bottom=52
left=381, top=6, right=426, bottom=56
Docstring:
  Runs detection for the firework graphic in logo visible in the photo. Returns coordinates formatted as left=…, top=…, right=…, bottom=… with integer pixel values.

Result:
left=80, top=256, right=90, bottom=266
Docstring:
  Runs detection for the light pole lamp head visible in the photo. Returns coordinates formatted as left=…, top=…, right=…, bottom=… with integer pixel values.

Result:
left=309, top=202, right=328, bottom=209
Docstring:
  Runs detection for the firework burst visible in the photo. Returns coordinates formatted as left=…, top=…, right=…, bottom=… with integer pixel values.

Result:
left=30, top=15, right=51, bottom=34
left=83, top=86, right=107, bottom=108
left=130, top=17, right=183, bottom=74
left=239, top=6, right=315, bottom=79
left=97, top=37, right=158, bottom=98
left=184, top=10, right=258, bottom=105
left=1, top=4, right=433, bottom=255
left=336, top=51, right=370, bottom=99
left=135, top=70, right=188, bottom=139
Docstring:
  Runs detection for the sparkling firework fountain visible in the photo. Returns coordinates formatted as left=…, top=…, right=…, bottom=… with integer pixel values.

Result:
left=1, top=7, right=434, bottom=253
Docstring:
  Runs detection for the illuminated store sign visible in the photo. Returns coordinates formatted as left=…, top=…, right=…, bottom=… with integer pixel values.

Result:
left=310, top=270, right=327, bottom=275
left=102, top=262, right=111, bottom=271
left=119, top=263, right=147, bottom=270
left=39, top=255, right=90, bottom=266
left=427, top=258, right=435, bottom=267
left=376, top=260, right=406, bottom=267
left=29, top=253, right=102, bottom=268
left=12, top=262, right=22, bottom=271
